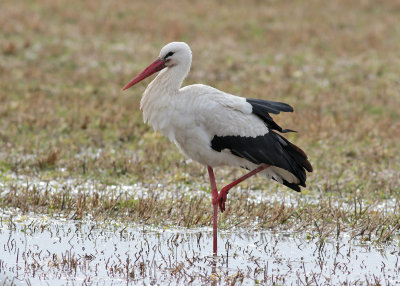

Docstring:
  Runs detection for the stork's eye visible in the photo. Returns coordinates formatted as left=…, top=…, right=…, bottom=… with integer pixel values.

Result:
left=164, top=51, right=174, bottom=60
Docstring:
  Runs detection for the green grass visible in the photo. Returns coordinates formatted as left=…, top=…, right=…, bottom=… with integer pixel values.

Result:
left=0, top=0, right=399, bottom=242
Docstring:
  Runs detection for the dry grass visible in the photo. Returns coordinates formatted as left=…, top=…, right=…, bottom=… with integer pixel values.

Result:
left=2, top=182, right=399, bottom=245
left=0, top=0, right=400, bottom=242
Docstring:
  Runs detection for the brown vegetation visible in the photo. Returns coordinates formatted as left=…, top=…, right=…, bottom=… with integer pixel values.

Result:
left=0, top=0, right=399, bottom=241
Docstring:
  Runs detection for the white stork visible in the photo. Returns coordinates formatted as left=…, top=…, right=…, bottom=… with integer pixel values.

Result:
left=122, top=42, right=313, bottom=255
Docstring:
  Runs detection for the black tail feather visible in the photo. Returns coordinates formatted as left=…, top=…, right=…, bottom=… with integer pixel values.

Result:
left=272, top=177, right=302, bottom=192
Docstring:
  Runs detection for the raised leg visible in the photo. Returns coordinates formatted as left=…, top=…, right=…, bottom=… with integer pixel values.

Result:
left=207, top=166, right=219, bottom=255
left=218, top=165, right=270, bottom=212
left=207, top=164, right=271, bottom=254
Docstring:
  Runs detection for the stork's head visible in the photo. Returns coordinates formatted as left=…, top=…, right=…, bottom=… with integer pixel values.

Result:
left=159, top=42, right=192, bottom=68
left=122, top=42, right=192, bottom=91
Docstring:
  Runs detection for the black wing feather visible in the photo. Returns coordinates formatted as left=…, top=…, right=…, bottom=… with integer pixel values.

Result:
left=211, top=132, right=312, bottom=192
left=210, top=97, right=312, bottom=192
left=247, top=98, right=296, bottom=133
left=247, top=98, right=294, bottom=114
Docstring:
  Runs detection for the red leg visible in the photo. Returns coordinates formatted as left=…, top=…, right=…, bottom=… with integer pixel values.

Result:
left=207, top=166, right=219, bottom=255
left=218, top=165, right=270, bottom=212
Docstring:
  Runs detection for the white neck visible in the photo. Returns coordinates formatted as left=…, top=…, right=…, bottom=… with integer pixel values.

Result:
left=140, top=61, right=191, bottom=136
left=149, top=60, right=191, bottom=92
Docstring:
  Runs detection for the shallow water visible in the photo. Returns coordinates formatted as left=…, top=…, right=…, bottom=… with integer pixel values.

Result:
left=1, top=172, right=398, bottom=214
left=0, top=214, right=398, bottom=285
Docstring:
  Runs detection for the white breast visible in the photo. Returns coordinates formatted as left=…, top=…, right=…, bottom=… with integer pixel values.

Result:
left=141, top=81, right=270, bottom=168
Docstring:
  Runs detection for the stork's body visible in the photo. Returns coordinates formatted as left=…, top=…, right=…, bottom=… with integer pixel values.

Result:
left=122, top=42, right=312, bottom=255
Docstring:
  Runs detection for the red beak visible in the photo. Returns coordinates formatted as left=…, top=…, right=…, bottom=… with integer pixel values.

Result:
left=122, top=58, right=166, bottom=91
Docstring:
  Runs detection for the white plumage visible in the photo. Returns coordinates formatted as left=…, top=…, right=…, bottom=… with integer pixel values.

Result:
left=122, top=41, right=313, bottom=255
left=123, top=41, right=312, bottom=195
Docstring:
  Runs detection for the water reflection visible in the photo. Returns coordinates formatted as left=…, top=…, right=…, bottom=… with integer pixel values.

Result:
left=0, top=214, right=398, bottom=285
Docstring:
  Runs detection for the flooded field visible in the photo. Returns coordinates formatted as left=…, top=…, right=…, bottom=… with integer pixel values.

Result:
left=2, top=0, right=400, bottom=284
left=1, top=213, right=399, bottom=285
left=1, top=171, right=400, bottom=285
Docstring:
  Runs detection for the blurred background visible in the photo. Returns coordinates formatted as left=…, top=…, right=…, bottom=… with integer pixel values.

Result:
left=0, top=0, right=399, bottom=202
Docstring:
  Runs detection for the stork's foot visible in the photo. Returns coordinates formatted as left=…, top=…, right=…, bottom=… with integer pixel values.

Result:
left=218, top=187, right=229, bottom=212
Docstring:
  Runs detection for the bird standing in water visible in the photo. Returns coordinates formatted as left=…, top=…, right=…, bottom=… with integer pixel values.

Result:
left=122, top=42, right=312, bottom=255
